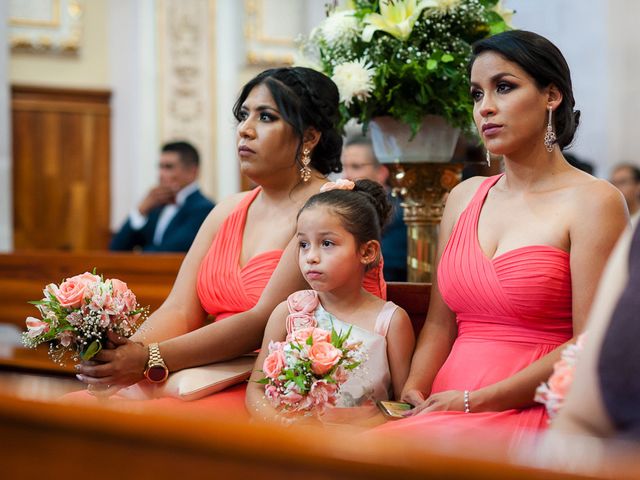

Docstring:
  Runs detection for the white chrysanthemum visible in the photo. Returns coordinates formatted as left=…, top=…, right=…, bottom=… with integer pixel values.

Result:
left=320, top=10, right=360, bottom=45
left=331, top=59, right=375, bottom=107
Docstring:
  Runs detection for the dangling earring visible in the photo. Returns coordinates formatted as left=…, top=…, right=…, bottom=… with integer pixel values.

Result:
left=300, top=148, right=312, bottom=182
left=544, top=106, right=557, bottom=153
left=485, top=149, right=491, bottom=167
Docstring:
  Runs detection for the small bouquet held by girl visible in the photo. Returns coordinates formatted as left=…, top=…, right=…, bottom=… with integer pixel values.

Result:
left=258, top=290, right=365, bottom=415
left=22, top=271, right=148, bottom=365
left=246, top=179, right=414, bottom=424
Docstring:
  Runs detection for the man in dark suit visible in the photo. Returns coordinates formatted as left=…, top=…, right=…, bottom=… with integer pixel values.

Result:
left=110, top=141, right=215, bottom=252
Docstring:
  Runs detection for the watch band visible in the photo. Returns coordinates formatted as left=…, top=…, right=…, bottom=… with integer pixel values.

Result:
left=148, top=342, right=166, bottom=367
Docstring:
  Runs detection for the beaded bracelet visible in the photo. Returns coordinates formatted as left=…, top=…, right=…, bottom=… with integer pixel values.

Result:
left=463, top=390, right=471, bottom=413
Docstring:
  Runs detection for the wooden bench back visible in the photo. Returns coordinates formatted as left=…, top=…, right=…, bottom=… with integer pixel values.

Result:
left=386, top=281, right=430, bottom=336
left=0, top=390, right=631, bottom=480
left=0, top=250, right=184, bottom=330
left=0, top=253, right=431, bottom=335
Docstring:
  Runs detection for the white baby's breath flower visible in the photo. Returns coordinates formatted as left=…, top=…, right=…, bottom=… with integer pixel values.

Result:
left=320, top=10, right=360, bottom=45
left=331, top=59, right=375, bottom=107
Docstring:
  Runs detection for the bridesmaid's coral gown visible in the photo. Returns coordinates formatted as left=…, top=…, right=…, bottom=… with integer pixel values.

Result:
left=376, top=175, right=573, bottom=445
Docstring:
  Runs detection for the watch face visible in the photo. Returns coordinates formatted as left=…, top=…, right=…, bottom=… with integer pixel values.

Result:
left=147, top=365, right=168, bottom=382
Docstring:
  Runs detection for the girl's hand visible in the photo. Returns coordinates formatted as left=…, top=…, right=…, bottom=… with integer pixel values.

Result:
left=75, top=331, right=148, bottom=389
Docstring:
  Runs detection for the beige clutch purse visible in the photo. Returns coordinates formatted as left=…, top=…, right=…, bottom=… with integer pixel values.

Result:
left=118, top=354, right=257, bottom=401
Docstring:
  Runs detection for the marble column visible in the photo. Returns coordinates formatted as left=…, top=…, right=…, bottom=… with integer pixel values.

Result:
left=108, top=0, right=159, bottom=229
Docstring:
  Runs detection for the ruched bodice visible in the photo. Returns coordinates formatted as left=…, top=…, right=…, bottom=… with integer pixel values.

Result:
left=197, top=188, right=283, bottom=320
left=439, top=174, right=572, bottom=346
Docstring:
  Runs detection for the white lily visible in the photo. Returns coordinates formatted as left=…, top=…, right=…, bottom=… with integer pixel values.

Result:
left=362, top=0, right=439, bottom=42
left=493, top=0, right=515, bottom=26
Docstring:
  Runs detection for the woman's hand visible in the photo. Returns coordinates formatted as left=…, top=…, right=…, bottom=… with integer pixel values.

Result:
left=403, top=390, right=465, bottom=417
left=75, top=331, right=149, bottom=389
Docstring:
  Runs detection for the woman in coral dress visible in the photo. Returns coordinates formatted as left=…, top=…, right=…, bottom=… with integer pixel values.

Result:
left=377, top=31, right=628, bottom=445
left=71, top=67, right=385, bottom=413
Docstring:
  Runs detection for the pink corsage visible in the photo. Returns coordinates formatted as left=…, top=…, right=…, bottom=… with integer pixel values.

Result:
left=534, top=332, right=588, bottom=420
left=286, top=312, right=317, bottom=334
left=320, top=178, right=355, bottom=193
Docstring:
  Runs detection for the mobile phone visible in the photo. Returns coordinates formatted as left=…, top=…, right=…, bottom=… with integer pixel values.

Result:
left=377, top=400, right=413, bottom=419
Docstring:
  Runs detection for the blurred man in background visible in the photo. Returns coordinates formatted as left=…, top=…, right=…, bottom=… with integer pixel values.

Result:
left=610, top=163, right=640, bottom=217
left=110, top=141, right=214, bottom=252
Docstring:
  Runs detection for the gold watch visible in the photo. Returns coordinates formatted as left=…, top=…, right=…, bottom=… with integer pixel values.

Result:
left=144, top=343, right=169, bottom=383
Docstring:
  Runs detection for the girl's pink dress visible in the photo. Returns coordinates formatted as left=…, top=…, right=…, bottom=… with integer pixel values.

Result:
left=377, top=174, right=573, bottom=445
left=65, top=187, right=386, bottom=415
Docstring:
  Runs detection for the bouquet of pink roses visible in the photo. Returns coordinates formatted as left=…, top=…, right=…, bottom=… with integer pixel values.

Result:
left=535, top=333, right=587, bottom=420
left=259, top=322, right=363, bottom=415
left=22, top=271, right=148, bottom=365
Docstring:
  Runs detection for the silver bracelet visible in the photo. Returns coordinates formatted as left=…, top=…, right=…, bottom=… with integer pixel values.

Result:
left=463, top=390, right=471, bottom=413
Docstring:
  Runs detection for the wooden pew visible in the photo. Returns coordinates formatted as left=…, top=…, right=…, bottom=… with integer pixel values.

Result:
left=0, top=387, right=637, bottom=480
left=387, top=281, right=430, bottom=336
left=0, top=250, right=184, bottom=330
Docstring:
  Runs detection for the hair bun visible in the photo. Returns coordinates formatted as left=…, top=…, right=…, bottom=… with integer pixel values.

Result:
left=353, top=179, right=391, bottom=231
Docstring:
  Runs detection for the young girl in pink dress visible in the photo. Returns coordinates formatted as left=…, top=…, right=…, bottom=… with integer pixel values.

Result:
left=246, top=179, right=415, bottom=423
left=376, top=30, right=629, bottom=445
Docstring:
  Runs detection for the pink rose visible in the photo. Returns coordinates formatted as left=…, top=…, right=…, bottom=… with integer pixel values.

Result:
left=68, top=272, right=100, bottom=287
left=26, top=316, right=50, bottom=338
left=308, top=341, right=342, bottom=375
left=108, top=278, right=129, bottom=297
left=287, top=327, right=331, bottom=346
left=548, top=359, right=574, bottom=398
left=287, top=290, right=319, bottom=315
left=121, top=290, right=138, bottom=313
left=285, top=312, right=317, bottom=334
left=263, top=349, right=286, bottom=379
left=56, top=279, right=87, bottom=308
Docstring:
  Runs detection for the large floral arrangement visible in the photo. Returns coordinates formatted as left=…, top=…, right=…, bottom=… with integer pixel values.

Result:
left=22, top=271, right=148, bottom=365
left=534, top=333, right=587, bottom=420
left=258, top=290, right=364, bottom=415
left=298, top=0, right=513, bottom=134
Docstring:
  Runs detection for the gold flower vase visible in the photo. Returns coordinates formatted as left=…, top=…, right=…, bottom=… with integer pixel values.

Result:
left=370, top=116, right=462, bottom=283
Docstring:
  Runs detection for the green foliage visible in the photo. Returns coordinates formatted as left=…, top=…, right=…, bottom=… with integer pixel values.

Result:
left=81, top=339, right=102, bottom=361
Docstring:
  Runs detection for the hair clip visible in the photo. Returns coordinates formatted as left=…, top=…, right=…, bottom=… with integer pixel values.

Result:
left=319, top=178, right=355, bottom=193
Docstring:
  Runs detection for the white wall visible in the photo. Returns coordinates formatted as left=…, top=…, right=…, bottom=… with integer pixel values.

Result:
left=10, top=0, right=110, bottom=88
left=0, top=1, right=12, bottom=252
left=507, top=0, right=610, bottom=176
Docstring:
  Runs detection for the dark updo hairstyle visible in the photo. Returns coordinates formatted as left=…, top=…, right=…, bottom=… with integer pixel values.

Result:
left=469, top=30, right=580, bottom=150
left=232, top=66, right=343, bottom=175
left=298, top=179, right=391, bottom=269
